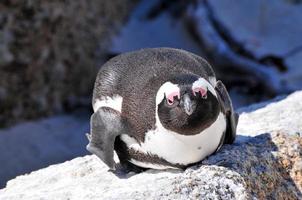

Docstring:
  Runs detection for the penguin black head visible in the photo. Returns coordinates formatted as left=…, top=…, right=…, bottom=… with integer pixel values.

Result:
left=156, top=74, right=220, bottom=135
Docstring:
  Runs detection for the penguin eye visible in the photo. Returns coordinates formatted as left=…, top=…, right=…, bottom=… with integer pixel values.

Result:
left=192, top=87, right=207, bottom=99
left=166, top=91, right=180, bottom=106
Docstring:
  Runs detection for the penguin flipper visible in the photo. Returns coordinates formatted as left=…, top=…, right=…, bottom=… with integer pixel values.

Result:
left=86, top=107, right=125, bottom=170
left=215, top=80, right=238, bottom=144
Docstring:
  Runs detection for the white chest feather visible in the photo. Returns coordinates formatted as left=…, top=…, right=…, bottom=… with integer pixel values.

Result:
left=120, top=112, right=226, bottom=169
left=93, top=95, right=123, bottom=112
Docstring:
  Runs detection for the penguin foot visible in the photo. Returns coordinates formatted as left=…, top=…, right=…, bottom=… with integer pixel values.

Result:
left=86, top=107, right=127, bottom=170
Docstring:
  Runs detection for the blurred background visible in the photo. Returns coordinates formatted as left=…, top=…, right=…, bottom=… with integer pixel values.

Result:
left=0, top=0, right=301, bottom=188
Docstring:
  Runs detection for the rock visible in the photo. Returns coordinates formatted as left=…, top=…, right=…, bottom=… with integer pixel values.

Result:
left=207, top=0, right=302, bottom=91
left=208, top=0, right=302, bottom=59
left=0, top=110, right=90, bottom=188
left=186, top=1, right=288, bottom=97
left=237, top=91, right=302, bottom=138
left=284, top=50, right=302, bottom=90
left=0, top=0, right=138, bottom=127
left=0, top=91, right=302, bottom=199
left=0, top=31, right=14, bottom=66
left=184, top=0, right=302, bottom=101
left=110, top=0, right=203, bottom=56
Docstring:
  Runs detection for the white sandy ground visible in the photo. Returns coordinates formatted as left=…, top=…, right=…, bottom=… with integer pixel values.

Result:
left=0, top=91, right=301, bottom=200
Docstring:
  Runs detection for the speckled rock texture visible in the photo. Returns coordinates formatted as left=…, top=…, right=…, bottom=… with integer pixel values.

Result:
left=0, top=0, right=137, bottom=127
left=0, top=91, right=302, bottom=199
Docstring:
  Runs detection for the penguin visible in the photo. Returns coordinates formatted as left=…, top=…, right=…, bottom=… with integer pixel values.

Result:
left=86, top=48, right=238, bottom=171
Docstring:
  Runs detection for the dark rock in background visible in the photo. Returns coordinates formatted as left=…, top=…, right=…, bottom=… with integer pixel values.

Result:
left=186, top=0, right=299, bottom=97
left=0, top=0, right=138, bottom=127
left=207, top=0, right=302, bottom=92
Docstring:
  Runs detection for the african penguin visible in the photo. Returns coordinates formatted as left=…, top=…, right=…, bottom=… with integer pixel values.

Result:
left=86, top=48, right=238, bottom=171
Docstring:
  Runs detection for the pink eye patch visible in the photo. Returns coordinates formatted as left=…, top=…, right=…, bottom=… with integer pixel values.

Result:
left=192, top=87, right=207, bottom=98
left=166, top=91, right=180, bottom=105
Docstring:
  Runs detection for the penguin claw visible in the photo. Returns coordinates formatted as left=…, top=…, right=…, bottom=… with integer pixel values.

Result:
left=86, top=143, right=116, bottom=170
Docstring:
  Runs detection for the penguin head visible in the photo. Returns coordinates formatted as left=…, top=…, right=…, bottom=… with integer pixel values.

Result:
left=156, top=74, right=220, bottom=135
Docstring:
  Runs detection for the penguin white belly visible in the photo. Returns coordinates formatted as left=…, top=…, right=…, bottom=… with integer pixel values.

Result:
left=120, top=112, right=226, bottom=169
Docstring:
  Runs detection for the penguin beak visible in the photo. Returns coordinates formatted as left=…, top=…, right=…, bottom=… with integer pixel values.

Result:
left=183, top=94, right=195, bottom=115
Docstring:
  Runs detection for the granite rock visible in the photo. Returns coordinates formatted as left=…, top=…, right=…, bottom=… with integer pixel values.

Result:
left=0, top=91, right=302, bottom=199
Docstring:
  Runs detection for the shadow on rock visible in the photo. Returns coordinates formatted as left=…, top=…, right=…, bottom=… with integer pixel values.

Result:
left=202, top=133, right=302, bottom=199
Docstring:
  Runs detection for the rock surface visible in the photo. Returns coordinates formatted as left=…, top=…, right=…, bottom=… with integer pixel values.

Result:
left=1, top=91, right=302, bottom=199
left=0, top=110, right=90, bottom=188
left=0, top=0, right=137, bottom=127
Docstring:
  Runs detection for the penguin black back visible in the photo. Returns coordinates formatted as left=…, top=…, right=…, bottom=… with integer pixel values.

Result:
left=88, top=47, right=238, bottom=170
left=93, top=48, right=216, bottom=142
